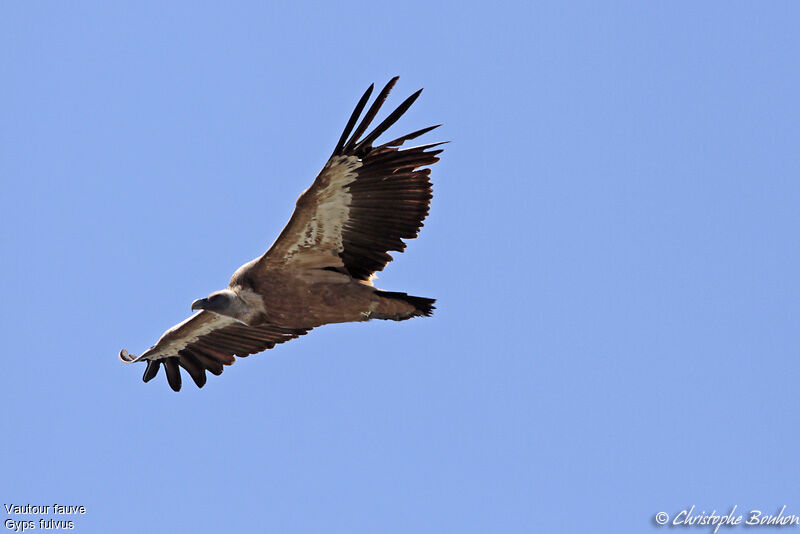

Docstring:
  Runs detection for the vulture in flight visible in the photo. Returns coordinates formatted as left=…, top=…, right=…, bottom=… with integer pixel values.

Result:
left=120, top=77, right=443, bottom=391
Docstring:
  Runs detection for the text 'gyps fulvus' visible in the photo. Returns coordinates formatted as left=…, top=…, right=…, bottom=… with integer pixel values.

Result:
left=120, top=77, right=443, bottom=391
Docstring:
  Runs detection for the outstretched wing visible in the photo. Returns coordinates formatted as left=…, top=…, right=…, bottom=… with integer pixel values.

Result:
left=261, top=77, right=444, bottom=280
left=120, top=311, right=310, bottom=391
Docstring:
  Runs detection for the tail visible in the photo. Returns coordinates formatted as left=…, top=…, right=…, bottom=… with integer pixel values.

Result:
left=373, top=290, right=436, bottom=320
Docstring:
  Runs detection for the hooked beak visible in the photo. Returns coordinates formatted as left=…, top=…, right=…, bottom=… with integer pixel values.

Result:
left=191, top=298, right=207, bottom=311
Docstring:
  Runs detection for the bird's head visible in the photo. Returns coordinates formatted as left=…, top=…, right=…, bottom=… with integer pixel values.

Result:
left=191, top=289, right=236, bottom=313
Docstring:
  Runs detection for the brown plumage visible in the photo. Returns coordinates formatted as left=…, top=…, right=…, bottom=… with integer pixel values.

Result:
left=120, top=77, right=443, bottom=391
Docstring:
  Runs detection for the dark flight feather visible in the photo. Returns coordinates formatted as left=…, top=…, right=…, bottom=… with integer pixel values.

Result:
left=353, top=89, right=423, bottom=154
left=163, top=357, right=182, bottom=392
left=333, top=84, right=374, bottom=156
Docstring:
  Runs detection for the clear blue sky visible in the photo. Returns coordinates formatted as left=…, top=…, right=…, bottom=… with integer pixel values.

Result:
left=2, top=2, right=799, bottom=533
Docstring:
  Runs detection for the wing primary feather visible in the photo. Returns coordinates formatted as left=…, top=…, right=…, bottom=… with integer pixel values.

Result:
left=333, top=83, right=374, bottom=156
left=163, top=357, right=182, bottom=392
left=380, top=124, right=441, bottom=148
left=354, top=88, right=423, bottom=154
left=402, top=141, right=449, bottom=152
left=178, top=353, right=207, bottom=388
left=342, top=77, right=399, bottom=154
left=142, top=360, right=160, bottom=383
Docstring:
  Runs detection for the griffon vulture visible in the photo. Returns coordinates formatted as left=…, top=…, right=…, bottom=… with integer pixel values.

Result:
left=120, top=77, right=442, bottom=391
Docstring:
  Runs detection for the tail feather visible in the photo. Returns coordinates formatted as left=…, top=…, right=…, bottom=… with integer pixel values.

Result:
left=373, top=290, right=436, bottom=319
